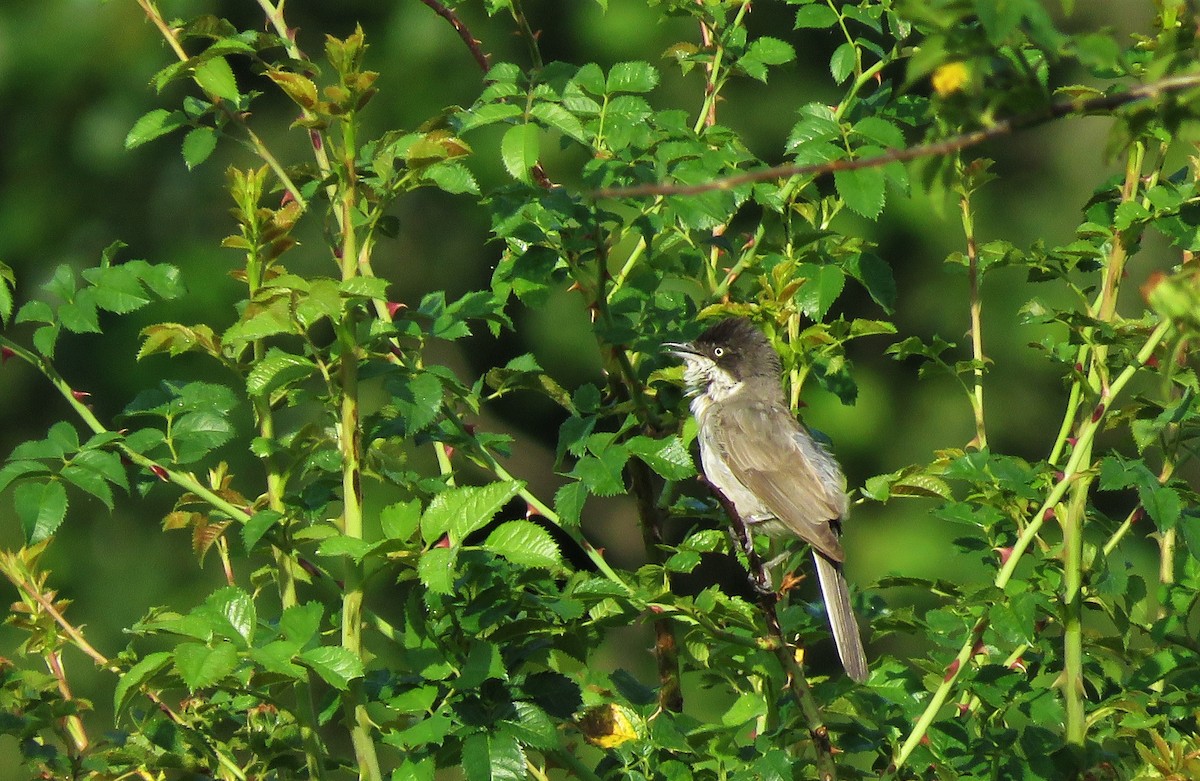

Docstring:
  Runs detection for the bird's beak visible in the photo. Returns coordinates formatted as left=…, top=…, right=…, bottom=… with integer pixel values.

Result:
left=664, top=341, right=700, bottom=358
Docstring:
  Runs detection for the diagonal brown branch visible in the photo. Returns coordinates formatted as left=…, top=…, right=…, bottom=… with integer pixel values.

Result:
left=417, top=0, right=491, bottom=73
left=591, top=74, right=1200, bottom=200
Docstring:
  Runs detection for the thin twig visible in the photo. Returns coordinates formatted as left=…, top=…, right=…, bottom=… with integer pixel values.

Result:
left=591, top=74, right=1200, bottom=200
left=417, top=0, right=491, bottom=73
left=704, top=478, right=838, bottom=781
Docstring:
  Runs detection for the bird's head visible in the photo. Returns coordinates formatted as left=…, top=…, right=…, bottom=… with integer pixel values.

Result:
left=666, top=318, right=782, bottom=402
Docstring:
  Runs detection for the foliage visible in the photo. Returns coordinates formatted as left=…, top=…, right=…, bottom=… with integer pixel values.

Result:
left=1, top=0, right=1199, bottom=779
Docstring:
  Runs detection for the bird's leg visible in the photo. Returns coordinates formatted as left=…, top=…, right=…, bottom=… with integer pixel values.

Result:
left=703, top=477, right=777, bottom=600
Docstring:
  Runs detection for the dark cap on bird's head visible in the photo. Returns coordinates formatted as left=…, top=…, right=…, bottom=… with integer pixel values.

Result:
left=667, top=317, right=782, bottom=384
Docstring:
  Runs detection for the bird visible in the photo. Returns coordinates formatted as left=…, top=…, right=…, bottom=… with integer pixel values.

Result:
left=668, top=317, right=869, bottom=682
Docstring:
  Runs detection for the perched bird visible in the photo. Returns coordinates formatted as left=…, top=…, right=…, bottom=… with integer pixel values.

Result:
left=669, top=317, right=868, bottom=682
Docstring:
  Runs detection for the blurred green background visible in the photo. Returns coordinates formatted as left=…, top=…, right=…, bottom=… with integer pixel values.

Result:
left=0, top=0, right=1177, bottom=750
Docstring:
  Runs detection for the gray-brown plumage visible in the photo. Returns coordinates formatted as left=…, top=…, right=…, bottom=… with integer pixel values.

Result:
left=669, top=317, right=868, bottom=682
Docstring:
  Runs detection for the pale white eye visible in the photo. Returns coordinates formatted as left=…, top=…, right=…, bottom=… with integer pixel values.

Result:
left=712, top=347, right=725, bottom=358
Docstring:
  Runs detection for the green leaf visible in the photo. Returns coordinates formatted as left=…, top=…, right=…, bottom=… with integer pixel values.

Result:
left=205, top=586, right=256, bottom=647
left=1139, top=484, right=1181, bottom=530
left=462, top=732, right=525, bottom=781
left=61, top=462, right=114, bottom=510
left=15, top=480, right=68, bottom=543
left=194, top=56, right=240, bottom=102
left=317, top=534, right=376, bottom=562
left=242, top=509, right=282, bottom=553
left=418, top=546, right=457, bottom=595
left=834, top=166, right=886, bottom=219
left=182, top=126, right=218, bottom=169
left=0, top=461, right=52, bottom=493
left=846, top=253, right=896, bottom=313
left=81, top=265, right=153, bottom=314
left=553, top=481, right=587, bottom=527
left=420, top=481, right=523, bottom=545
left=795, top=5, right=839, bottom=28
left=246, top=349, right=317, bottom=396
left=529, top=102, right=587, bottom=143
left=500, top=123, right=540, bottom=184
left=829, top=42, right=856, bottom=84
left=339, top=276, right=390, bottom=299
left=174, top=642, right=240, bottom=691
left=114, top=651, right=173, bottom=717
left=483, top=520, right=562, bottom=569
left=502, top=701, right=559, bottom=750
left=424, top=161, right=480, bottom=195
left=278, top=602, right=323, bottom=650
left=571, top=447, right=629, bottom=496
left=300, top=646, right=364, bottom=690
left=625, top=435, right=695, bottom=480
left=795, top=265, right=846, bottom=321
left=606, top=61, right=659, bottom=93
left=125, top=109, right=187, bottom=149
left=381, top=499, right=422, bottom=540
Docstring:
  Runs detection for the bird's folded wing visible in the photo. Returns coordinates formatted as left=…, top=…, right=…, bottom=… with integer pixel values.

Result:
left=711, top=398, right=845, bottom=562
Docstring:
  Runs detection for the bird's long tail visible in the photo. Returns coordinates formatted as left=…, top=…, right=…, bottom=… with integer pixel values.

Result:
left=813, top=551, right=869, bottom=682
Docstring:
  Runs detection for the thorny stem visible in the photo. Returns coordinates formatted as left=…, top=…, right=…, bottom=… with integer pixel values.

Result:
left=888, top=319, right=1172, bottom=775
left=418, top=0, right=491, bottom=73
left=959, top=176, right=987, bottom=449
left=136, top=0, right=305, bottom=208
left=0, top=553, right=249, bottom=779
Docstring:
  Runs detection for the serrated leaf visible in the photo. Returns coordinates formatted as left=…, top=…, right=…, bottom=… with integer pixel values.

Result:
left=182, top=127, right=217, bottom=169
left=139, top=323, right=220, bottom=360
left=125, top=109, right=187, bottom=149
left=381, top=499, right=422, bottom=540
left=114, top=651, right=173, bottom=718
left=194, top=56, right=239, bottom=103
left=266, top=69, right=319, bottom=109
left=61, top=463, right=115, bottom=509
left=0, top=461, right=51, bottom=493
left=892, top=473, right=953, bottom=500
left=500, top=123, right=540, bottom=184
left=420, top=481, right=523, bottom=545
left=278, top=602, right=322, bottom=650
left=339, top=276, right=390, bottom=299
left=483, top=520, right=562, bottom=569
left=834, top=166, right=886, bottom=219
left=846, top=253, right=896, bottom=313
left=80, top=265, right=153, bottom=314
left=15, top=480, right=68, bottom=543
left=242, top=509, right=282, bottom=553
left=795, top=5, right=838, bottom=28
left=795, top=265, right=845, bottom=321
left=829, top=42, right=856, bottom=84
left=246, top=349, right=317, bottom=396
left=206, top=586, right=256, bottom=647
left=174, top=642, right=239, bottom=691
left=529, top=102, right=587, bottom=143
left=553, top=481, right=587, bottom=527
left=424, top=161, right=480, bottom=195
left=300, top=646, right=364, bottom=690
left=606, top=61, right=659, bottom=93
left=418, top=546, right=457, bottom=595
left=462, top=732, right=525, bottom=781
left=317, top=534, right=375, bottom=561
left=625, top=435, right=695, bottom=480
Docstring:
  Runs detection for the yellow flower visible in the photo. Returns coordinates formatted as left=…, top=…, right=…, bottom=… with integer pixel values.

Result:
left=932, top=62, right=970, bottom=96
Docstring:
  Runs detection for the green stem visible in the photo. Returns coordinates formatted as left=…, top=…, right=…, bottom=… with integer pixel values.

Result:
left=889, top=319, right=1172, bottom=775
left=959, top=177, right=987, bottom=449
left=1062, top=470, right=1088, bottom=749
